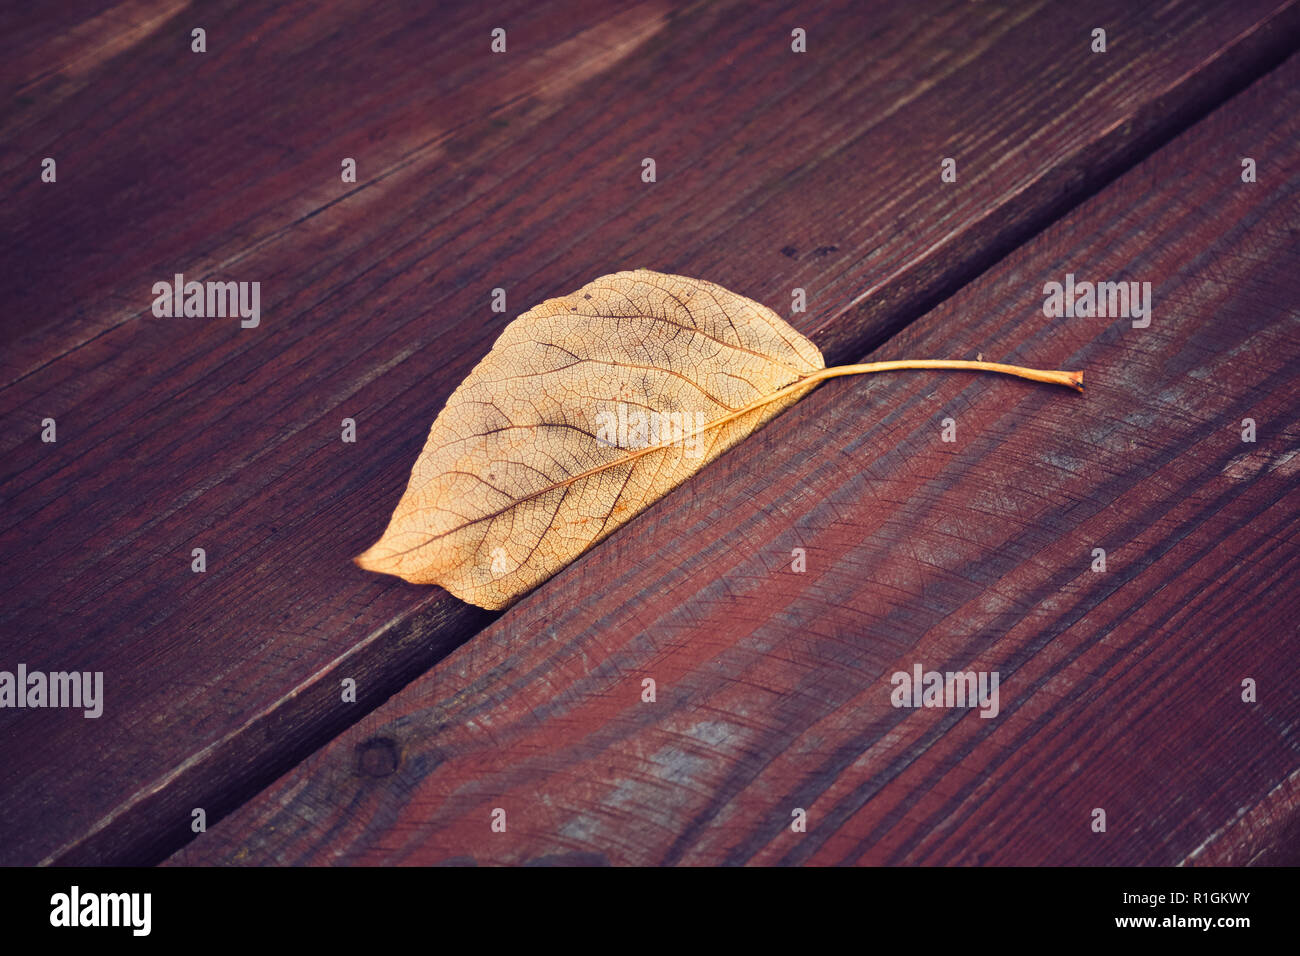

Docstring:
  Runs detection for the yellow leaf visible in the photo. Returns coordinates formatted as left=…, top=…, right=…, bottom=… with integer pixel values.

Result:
left=356, top=269, right=1081, bottom=609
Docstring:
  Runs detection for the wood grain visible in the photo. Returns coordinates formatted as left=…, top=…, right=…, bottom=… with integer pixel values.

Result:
left=168, top=50, right=1300, bottom=867
left=2, top=0, right=1297, bottom=865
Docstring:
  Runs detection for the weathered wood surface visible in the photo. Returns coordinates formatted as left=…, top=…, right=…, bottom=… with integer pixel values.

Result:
left=2, top=0, right=1297, bottom=865
left=169, top=51, right=1300, bottom=867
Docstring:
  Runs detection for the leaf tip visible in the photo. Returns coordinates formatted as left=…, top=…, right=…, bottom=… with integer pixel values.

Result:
left=353, top=541, right=391, bottom=575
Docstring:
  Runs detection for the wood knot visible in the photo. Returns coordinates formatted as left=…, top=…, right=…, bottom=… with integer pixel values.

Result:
left=355, top=737, right=400, bottom=778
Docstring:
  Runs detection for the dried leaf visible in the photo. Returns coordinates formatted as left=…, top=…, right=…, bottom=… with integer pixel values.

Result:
left=356, top=269, right=1081, bottom=609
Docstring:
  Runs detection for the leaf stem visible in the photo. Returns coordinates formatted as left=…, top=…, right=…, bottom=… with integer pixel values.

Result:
left=813, top=359, right=1083, bottom=392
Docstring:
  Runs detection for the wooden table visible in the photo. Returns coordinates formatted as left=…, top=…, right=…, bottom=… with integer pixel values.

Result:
left=2, top=0, right=1297, bottom=866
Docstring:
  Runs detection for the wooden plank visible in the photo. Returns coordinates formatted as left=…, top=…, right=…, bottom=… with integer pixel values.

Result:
left=167, top=50, right=1300, bottom=867
left=2, top=0, right=1297, bottom=865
